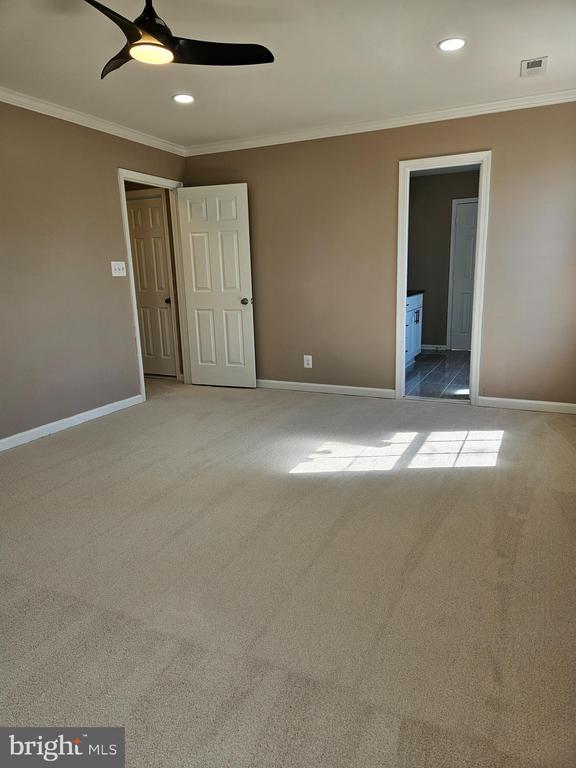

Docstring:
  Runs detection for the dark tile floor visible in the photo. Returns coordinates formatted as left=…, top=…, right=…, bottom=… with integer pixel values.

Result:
left=406, top=350, right=470, bottom=400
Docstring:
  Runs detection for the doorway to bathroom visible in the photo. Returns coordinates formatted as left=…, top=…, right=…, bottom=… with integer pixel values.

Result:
left=395, top=152, right=491, bottom=405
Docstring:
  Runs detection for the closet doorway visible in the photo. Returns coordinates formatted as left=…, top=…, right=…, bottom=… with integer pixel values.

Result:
left=125, top=185, right=181, bottom=378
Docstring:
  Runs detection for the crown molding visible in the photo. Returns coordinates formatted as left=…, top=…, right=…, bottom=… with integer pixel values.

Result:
left=0, top=85, right=187, bottom=156
left=183, top=87, right=576, bottom=156
left=2, top=83, right=576, bottom=160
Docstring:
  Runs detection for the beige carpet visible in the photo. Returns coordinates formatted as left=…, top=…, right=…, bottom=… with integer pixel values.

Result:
left=1, top=379, right=575, bottom=767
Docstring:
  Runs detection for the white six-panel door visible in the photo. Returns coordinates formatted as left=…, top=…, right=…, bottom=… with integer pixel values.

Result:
left=448, top=198, right=478, bottom=351
left=177, top=183, right=256, bottom=387
left=127, top=191, right=178, bottom=377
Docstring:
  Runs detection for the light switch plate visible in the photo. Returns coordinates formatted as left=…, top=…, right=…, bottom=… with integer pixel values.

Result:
left=111, top=261, right=127, bottom=277
left=303, top=354, right=313, bottom=368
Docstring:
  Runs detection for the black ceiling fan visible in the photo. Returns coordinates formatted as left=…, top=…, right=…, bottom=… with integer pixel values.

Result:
left=82, top=0, right=274, bottom=78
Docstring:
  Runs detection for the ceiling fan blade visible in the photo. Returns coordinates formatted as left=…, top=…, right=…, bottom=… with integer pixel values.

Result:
left=171, top=38, right=274, bottom=66
left=82, top=0, right=142, bottom=44
left=101, top=43, right=132, bottom=78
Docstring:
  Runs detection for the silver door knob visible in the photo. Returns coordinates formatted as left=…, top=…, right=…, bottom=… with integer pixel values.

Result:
left=240, top=298, right=249, bottom=305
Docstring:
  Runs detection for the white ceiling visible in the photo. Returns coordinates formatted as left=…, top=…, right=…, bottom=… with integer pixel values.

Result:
left=1, top=0, right=575, bottom=153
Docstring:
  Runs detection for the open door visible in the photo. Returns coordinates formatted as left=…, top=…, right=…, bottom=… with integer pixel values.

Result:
left=177, top=183, right=256, bottom=387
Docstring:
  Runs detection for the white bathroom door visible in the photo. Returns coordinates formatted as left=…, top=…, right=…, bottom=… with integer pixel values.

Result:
left=177, top=183, right=256, bottom=387
left=448, top=198, right=478, bottom=351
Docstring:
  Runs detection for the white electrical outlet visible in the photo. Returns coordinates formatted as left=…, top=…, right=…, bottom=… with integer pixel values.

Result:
left=111, top=261, right=127, bottom=277
left=303, top=355, right=313, bottom=368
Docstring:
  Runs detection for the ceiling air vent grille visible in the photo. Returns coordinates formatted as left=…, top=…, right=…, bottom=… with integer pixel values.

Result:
left=520, top=57, right=548, bottom=77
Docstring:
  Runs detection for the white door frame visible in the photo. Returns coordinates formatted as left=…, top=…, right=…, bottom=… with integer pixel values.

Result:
left=395, top=151, right=491, bottom=405
left=446, top=196, right=479, bottom=351
left=117, top=169, right=183, bottom=398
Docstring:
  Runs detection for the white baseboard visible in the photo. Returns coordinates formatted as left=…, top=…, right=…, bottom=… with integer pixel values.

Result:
left=404, top=395, right=470, bottom=407
left=257, top=379, right=396, bottom=399
left=477, top=396, right=576, bottom=415
left=421, top=344, right=449, bottom=352
left=0, top=394, right=146, bottom=453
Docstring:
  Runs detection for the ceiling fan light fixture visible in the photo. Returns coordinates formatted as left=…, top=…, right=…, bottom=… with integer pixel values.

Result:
left=82, top=0, right=274, bottom=78
left=129, top=42, right=174, bottom=64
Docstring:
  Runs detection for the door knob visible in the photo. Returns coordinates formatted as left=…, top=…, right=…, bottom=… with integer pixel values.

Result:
left=240, top=298, right=249, bottom=305
left=164, top=297, right=171, bottom=305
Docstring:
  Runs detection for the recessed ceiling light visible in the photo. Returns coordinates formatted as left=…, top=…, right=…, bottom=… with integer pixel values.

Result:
left=438, top=37, right=466, bottom=52
left=173, top=94, right=195, bottom=104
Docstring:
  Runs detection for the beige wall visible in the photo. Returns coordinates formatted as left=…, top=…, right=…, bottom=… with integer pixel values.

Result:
left=408, top=171, right=479, bottom=346
left=2, top=101, right=576, bottom=441
left=185, top=102, right=576, bottom=402
left=0, top=103, right=185, bottom=438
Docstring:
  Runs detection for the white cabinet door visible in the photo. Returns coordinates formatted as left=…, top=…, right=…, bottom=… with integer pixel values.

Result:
left=405, top=294, right=423, bottom=366
left=413, top=306, right=422, bottom=357
left=177, top=183, right=256, bottom=387
left=405, top=309, right=415, bottom=365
